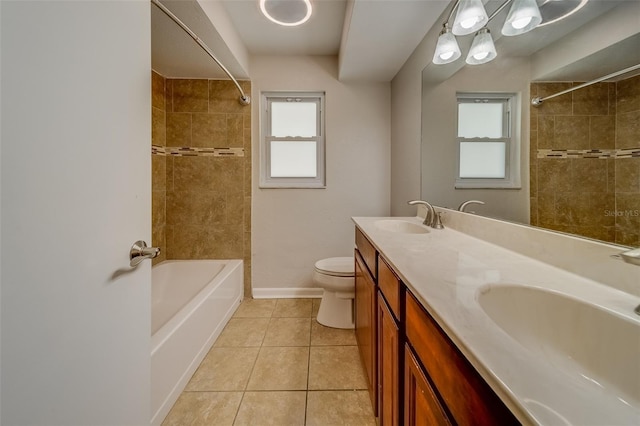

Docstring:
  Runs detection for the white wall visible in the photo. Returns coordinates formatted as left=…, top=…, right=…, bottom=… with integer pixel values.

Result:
left=251, top=56, right=390, bottom=296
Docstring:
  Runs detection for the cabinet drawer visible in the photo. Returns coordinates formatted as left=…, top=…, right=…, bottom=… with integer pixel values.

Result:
left=378, top=256, right=401, bottom=320
left=405, top=292, right=519, bottom=426
left=356, top=228, right=377, bottom=280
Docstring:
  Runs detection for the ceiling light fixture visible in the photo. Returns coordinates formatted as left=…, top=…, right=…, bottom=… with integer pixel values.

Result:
left=259, top=0, right=313, bottom=27
left=433, top=0, right=554, bottom=66
left=433, top=24, right=462, bottom=65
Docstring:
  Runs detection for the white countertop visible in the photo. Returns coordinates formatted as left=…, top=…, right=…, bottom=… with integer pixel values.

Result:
left=353, top=216, right=640, bottom=426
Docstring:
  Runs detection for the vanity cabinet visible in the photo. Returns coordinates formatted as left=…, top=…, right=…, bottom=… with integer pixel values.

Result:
left=405, top=292, right=519, bottom=426
left=354, top=225, right=519, bottom=426
left=355, top=228, right=378, bottom=414
left=377, top=256, right=403, bottom=426
left=404, top=344, right=452, bottom=426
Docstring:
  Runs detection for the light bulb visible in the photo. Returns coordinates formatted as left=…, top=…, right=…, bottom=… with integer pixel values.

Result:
left=440, top=51, right=454, bottom=60
left=460, top=17, right=479, bottom=29
left=511, top=16, right=532, bottom=29
left=473, top=51, right=489, bottom=60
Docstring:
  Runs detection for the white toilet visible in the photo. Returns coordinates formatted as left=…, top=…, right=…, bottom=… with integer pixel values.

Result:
left=313, top=257, right=355, bottom=329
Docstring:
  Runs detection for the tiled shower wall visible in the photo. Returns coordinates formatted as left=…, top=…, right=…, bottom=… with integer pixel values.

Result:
left=151, top=71, right=252, bottom=296
left=530, top=74, right=640, bottom=246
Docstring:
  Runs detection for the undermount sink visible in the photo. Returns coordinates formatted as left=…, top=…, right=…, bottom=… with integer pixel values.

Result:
left=478, top=285, right=640, bottom=406
left=374, top=220, right=429, bottom=234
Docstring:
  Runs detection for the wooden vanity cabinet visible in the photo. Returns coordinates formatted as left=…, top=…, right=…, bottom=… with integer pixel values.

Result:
left=355, top=231, right=378, bottom=415
left=377, top=256, right=403, bottom=426
left=405, top=292, right=519, bottom=426
left=404, top=345, right=452, bottom=426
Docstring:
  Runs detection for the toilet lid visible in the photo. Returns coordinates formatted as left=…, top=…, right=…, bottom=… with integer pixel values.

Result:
left=314, top=257, right=354, bottom=277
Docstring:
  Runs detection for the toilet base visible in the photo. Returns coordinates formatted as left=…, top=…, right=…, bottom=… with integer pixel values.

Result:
left=316, top=290, right=355, bottom=329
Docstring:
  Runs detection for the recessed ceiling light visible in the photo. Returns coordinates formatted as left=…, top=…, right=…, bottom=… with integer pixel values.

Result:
left=259, top=0, right=313, bottom=27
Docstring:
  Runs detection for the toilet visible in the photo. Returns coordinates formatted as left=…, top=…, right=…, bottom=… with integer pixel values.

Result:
left=313, top=257, right=355, bottom=329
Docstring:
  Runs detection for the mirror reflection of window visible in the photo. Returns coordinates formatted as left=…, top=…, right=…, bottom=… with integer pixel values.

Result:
left=455, top=93, right=520, bottom=189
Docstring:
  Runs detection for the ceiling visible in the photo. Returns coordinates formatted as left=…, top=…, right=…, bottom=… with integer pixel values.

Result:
left=152, top=0, right=640, bottom=83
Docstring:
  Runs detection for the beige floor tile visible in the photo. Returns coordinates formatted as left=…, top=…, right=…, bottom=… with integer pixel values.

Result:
left=162, top=391, right=243, bottom=426
left=247, top=347, right=309, bottom=390
left=308, top=346, right=367, bottom=390
left=214, top=318, right=270, bottom=347
left=305, top=390, right=376, bottom=426
left=312, top=299, right=321, bottom=318
left=273, top=299, right=313, bottom=318
left=185, top=347, right=259, bottom=391
left=233, top=391, right=306, bottom=426
left=263, top=318, right=311, bottom=346
left=233, top=298, right=277, bottom=318
left=310, top=321, right=357, bottom=346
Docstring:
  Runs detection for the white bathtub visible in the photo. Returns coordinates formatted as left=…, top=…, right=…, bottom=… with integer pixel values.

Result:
left=150, top=260, right=243, bottom=425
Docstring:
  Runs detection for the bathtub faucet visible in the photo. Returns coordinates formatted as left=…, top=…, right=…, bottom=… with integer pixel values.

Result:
left=130, top=240, right=161, bottom=267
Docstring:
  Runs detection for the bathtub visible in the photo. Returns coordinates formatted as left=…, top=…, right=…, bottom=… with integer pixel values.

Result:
left=150, top=259, right=243, bottom=425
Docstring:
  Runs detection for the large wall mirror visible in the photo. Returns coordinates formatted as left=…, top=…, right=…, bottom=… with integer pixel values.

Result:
left=421, top=0, right=639, bottom=247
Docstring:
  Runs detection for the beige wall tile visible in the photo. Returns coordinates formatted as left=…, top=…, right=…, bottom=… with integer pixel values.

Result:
left=554, top=116, right=590, bottom=150
left=616, top=74, right=640, bottom=115
left=209, top=79, right=250, bottom=114
left=191, top=113, right=225, bottom=147
left=161, top=391, right=242, bottom=426
left=226, top=114, right=244, bottom=147
left=536, top=83, right=573, bottom=115
left=172, top=157, right=212, bottom=192
left=616, top=110, right=640, bottom=149
left=570, top=158, right=608, bottom=193
left=589, top=115, right=615, bottom=149
left=152, top=107, right=166, bottom=147
left=151, top=71, right=166, bottom=111
left=152, top=190, right=166, bottom=228
left=537, top=116, right=554, bottom=149
left=537, top=159, right=572, bottom=193
left=152, top=155, right=166, bottom=191
left=234, top=392, right=306, bottom=426
left=171, top=79, right=209, bottom=113
left=166, top=113, right=191, bottom=147
left=615, top=158, right=640, bottom=193
left=573, top=82, right=611, bottom=116
left=166, top=191, right=226, bottom=227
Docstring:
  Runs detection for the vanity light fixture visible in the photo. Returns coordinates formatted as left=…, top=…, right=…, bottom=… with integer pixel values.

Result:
left=433, top=24, right=462, bottom=65
left=259, top=0, right=313, bottom=27
left=433, top=0, right=546, bottom=66
left=452, top=0, right=489, bottom=36
left=466, top=28, right=497, bottom=65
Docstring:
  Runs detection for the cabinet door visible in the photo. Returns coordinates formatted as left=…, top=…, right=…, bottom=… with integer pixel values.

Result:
left=355, top=250, right=377, bottom=415
left=378, top=293, right=400, bottom=426
left=404, top=345, right=452, bottom=426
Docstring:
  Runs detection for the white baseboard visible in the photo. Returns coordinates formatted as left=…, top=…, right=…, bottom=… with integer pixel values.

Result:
left=252, top=287, right=323, bottom=299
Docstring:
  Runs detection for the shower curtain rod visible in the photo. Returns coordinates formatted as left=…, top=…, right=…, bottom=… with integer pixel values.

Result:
left=151, top=0, right=250, bottom=106
left=531, top=63, right=640, bottom=106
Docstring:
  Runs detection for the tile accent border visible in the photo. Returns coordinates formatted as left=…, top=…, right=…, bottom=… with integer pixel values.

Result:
left=152, top=144, right=244, bottom=157
left=537, top=148, right=640, bottom=159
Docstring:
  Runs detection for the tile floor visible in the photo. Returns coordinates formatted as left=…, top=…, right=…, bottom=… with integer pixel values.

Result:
left=162, top=298, right=376, bottom=426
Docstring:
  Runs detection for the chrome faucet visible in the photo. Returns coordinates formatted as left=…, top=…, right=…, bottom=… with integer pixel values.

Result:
left=458, top=200, right=485, bottom=212
left=408, top=200, right=443, bottom=229
left=617, top=247, right=640, bottom=267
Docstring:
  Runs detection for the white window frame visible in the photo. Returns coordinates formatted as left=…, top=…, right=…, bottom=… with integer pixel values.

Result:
left=455, top=92, right=521, bottom=189
left=260, top=91, right=325, bottom=188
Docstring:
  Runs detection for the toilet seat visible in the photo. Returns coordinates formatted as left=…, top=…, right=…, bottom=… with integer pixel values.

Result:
left=314, top=257, right=354, bottom=277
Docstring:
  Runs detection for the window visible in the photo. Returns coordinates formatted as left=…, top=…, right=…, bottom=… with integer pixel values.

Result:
left=455, top=93, right=520, bottom=189
left=260, top=92, right=325, bottom=188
